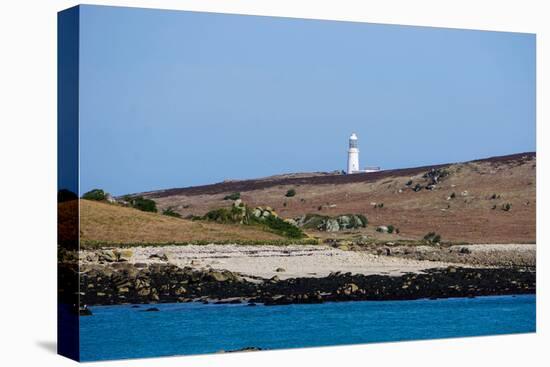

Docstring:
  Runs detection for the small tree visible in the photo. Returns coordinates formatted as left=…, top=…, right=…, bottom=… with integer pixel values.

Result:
left=285, top=189, right=296, bottom=197
left=387, top=225, right=395, bottom=234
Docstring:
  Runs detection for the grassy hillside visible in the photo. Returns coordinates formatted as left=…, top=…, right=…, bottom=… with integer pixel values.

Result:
left=76, top=200, right=286, bottom=245
left=142, top=153, right=536, bottom=244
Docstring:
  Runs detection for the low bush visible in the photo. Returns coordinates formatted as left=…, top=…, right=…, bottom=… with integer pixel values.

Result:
left=201, top=205, right=305, bottom=239
left=423, top=232, right=441, bottom=244
left=387, top=225, right=395, bottom=234
left=122, top=195, right=157, bottom=213
left=285, top=189, right=296, bottom=197
left=82, top=189, right=106, bottom=201
left=162, top=207, right=181, bottom=218
left=223, top=192, right=241, bottom=201
left=356, top=214, right=368, bottom=227
left=203, top=207, right=243, bottom=223
left=251, top=215, right=305, bottom=239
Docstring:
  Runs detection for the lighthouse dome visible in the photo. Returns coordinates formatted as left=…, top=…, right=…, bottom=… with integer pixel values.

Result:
left=350, top=132, right=358, bottom=140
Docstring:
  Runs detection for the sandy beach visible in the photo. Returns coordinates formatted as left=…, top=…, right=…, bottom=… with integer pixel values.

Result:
left=73, top=243, right=536, bottom=306
left=80, top=243, right=536, bottom=281
left=81, top=244, right=462, bottom=280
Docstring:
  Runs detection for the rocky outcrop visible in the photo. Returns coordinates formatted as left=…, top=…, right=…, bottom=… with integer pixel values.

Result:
left=256, top=267, right=535, bottom=305
left=294, top=214, right=367, bottom=232
left=77, top=263, right=248, bottom=305
left=73, top=262, right=535, bottom=307
left=251, top=206, right=277, bottom=219
left=89, top=249, right=134, bottom=263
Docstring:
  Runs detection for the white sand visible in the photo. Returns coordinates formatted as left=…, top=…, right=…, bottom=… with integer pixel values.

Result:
left=116, top=244, right=460, bottom=280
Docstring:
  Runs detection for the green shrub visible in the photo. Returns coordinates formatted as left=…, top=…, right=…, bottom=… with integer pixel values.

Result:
left=423, top=232, right=441, bottom=244
left=356, top=214, right=368, bottom=227
left=203, top=208, right=239, bottom=223
left=223, top=192, right=241, bottom=201
left=502, top=203, right=512, bottom=211
left=387, top=225, right=395, bottom=234
left=126, top=196, right=157, bottom=213
left=201, top=206, right=305, bottom=239
left=251, top=215, right=305, bottom=239
left=285, top=189, right=296, bottom=197
left=82, top=189, right=106, bottom=201
left=185, top=214, right=202, bottom=220
left=162, top=207, right=181, bottom=218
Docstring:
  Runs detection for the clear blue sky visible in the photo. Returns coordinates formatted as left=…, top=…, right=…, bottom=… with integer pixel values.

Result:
left=78, top=5, right=535, bottom=196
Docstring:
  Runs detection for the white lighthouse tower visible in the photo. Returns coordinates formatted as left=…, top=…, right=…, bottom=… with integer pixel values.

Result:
left=347, top=132, right=360, bottom=174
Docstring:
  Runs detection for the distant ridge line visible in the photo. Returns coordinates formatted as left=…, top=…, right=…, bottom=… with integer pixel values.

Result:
left=142, top=152, right=535, bottom=199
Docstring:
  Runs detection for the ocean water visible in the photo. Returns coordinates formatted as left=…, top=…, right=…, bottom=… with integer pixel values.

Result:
left=80, top=295, right=536, bottom=361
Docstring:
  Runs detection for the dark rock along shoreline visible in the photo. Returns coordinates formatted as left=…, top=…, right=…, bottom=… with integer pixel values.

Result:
left=65, top=262, right=536, bottom=308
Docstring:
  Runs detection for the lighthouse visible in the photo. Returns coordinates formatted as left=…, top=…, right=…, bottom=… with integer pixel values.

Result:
left=347, top=132, right=360, bottom=174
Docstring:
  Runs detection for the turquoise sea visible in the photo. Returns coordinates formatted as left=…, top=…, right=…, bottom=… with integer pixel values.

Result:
left=80, top=295, right=536, bottom=361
